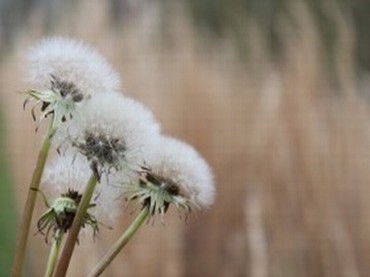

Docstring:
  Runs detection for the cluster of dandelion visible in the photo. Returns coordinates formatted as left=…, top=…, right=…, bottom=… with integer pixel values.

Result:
left=12, top=38, right=215, bottom=277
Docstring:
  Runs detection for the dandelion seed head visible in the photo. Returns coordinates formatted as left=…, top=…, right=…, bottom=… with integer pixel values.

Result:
left=147, top=136, right=215, bottom=209
left=27, top=37, right=120, bottom=95
left=24, top=37, right=120, bottom=129
left=69, top=92, right=160, bottom=178
left=42, top=153, right=121, bottom=225
left=123, top=136, right=215, bottom=219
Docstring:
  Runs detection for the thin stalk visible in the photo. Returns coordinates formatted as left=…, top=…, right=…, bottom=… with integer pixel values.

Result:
left=12, top=121, right=55, bottom=277
left=88, top=206, right=150, bottom=277
left=44, top=229, right=64, bottom=277
left=54, top=174, right=98, bottom=277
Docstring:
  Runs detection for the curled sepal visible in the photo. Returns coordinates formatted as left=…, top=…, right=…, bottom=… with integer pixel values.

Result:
left=123, top=167, right=194, bottom=222
left=36, top=189, right=99, bottom=243
left=24, top=75, right=85, bottom=131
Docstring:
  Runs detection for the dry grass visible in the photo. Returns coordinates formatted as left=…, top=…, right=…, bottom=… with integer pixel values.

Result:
left=1, top=1, right=370, bottom=276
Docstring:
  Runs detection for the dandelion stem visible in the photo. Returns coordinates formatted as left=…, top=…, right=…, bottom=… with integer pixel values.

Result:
left=54, top=173, right=98, bottom=277
left=88, top=206, right=150, bottom=277
left=12, top=120, right=55, bottom=277
left=44, top=229, right=64, bottom=277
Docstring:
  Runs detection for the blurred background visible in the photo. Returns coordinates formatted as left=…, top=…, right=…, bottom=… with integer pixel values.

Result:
left=1, top=0, right=370, bottom=276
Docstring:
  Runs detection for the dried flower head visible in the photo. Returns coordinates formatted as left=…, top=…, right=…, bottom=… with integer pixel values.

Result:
left=24, top=37, right=120, bottom=129
left=123, top=136, right=215, bottom=219
left=39, top=153, right=120, bottom=242
left=37, top=188, right=97, bottom=243
left=68, top=92, right=160, bottom=180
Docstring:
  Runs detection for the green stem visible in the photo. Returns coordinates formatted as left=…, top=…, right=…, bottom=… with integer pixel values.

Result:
left=88, top=206, right=150, bottom=277
left=44, top=230, right=64, bottom=277
left=54, top=174, right=98, bottom=277
left=12, top=121, right=55, bottom=277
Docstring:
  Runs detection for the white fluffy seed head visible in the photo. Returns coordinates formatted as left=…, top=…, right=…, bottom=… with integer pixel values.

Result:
left=27, top=37, right=120, bottom=96
left=147, top=136, right=215, bottom=209
left=41, top=153, right=121, bottom=224
left=68, top=92, right=161, bottom=177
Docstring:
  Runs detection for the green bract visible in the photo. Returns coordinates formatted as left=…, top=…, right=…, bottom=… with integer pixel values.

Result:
left=37, top=189, right=98, bottom=243
left=124, top=167, right=193, bottom=220
left=24, top=75, right=85, bottom=130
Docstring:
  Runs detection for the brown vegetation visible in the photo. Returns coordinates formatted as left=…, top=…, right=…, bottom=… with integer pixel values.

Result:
left=1, top=1, right=370, bottom=276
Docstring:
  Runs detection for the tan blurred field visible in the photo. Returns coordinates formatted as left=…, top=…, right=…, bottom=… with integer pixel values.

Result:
left=1, top=1, right=370, bottom=276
